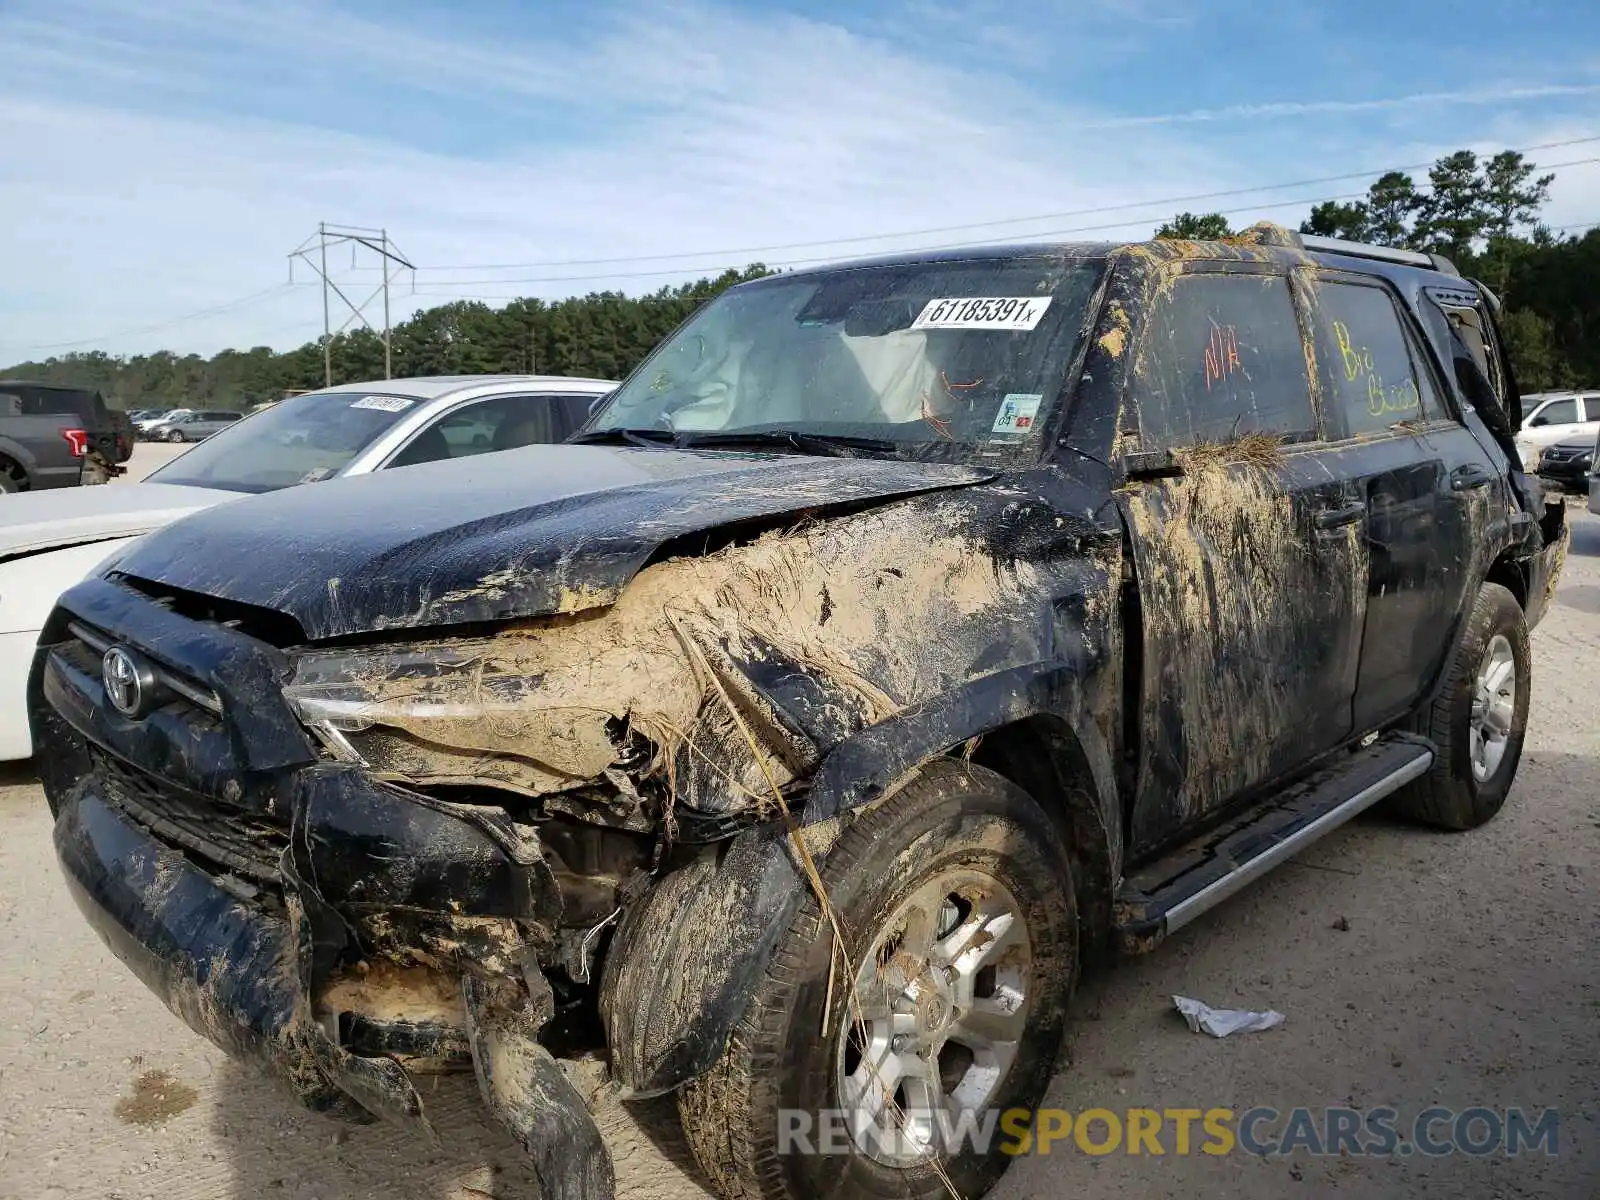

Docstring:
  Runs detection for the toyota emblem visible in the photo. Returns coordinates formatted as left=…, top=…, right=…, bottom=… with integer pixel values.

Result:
left=102, top=646, right=153, bottom=718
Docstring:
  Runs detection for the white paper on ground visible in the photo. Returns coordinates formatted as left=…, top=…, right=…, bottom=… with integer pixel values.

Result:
left=1173, top=994, right=1285, bottom=1037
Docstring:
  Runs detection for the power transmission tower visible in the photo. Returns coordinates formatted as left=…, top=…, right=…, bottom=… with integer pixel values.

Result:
left=288, top=223, right=415, bottom=386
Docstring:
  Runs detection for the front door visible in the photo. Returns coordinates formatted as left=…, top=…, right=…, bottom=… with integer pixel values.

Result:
left=1116, top=264, right=1368, bottom=855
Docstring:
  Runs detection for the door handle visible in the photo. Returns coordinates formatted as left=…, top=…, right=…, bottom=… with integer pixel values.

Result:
left=1314, top=503, right=1365, bottom=530
left=1450, top=464, right=1494, bottom=491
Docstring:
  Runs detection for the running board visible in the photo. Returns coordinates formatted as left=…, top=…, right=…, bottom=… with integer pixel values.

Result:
left=1113, top=735, right=1434, bottom=954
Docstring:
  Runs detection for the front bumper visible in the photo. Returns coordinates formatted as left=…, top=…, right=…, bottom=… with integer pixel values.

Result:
left=31, top=575, right=614, bottom=1200
left=51, top=775, right=417, bottom=1119
left=1536, top=460, right=1593, bottom=491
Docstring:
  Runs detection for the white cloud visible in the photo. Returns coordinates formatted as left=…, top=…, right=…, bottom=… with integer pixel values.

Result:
left=0, top=0, right=1597, bottom=363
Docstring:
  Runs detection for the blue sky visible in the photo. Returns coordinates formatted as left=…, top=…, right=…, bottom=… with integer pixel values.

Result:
left=1, top=0, right=1597, bottom=363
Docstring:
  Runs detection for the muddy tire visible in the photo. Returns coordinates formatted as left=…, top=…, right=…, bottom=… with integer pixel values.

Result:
left=677, top=759, right=1077, bottom=1200
left=1393, top=582, right=1529, bottom=830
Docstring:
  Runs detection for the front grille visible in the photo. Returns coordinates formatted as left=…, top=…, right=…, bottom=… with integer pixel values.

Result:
left=63, top=621, right=223, bottom=721
left=91, top=748, right=287, bottom=902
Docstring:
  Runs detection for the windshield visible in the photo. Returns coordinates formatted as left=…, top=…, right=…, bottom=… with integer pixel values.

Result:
left=148, top=391, right=421, bottom=493
left=589, top=256, right=1104, bottom=460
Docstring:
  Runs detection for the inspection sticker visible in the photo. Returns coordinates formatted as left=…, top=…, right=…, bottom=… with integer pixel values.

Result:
left=992, top=393, right=1043, bottom=435
left=912, top=296, right=1053, bottom=331
left=349, top=395, right=415, bottom=412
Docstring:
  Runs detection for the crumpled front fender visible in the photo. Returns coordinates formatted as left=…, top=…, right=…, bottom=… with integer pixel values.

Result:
left=601, top=659, right=1121, bottom=1096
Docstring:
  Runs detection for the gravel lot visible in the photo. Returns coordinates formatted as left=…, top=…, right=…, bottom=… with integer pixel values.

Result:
left=2, top=449, right=1595, bottom=1199
left=116, top=441, right=189, bottom=483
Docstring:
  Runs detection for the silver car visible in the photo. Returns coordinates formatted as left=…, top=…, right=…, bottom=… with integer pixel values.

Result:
left=147, top=409, right=244, bottom=442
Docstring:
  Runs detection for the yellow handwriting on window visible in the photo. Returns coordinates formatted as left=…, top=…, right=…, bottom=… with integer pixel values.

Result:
left=1333, top=320, right=1420, bottom=417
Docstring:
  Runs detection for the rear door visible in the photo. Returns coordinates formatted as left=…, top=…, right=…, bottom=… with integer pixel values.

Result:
left=1117, top=263, right=1369, bottom=852
left=1305, top=271, right=1495, bottom=731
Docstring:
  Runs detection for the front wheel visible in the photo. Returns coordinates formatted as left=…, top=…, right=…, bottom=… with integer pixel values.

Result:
left=678, top=760, right=1078, bottom=1200
left=1394, top=582, right=1530, bottom=829
left=166, top=428, right=185, bottom=442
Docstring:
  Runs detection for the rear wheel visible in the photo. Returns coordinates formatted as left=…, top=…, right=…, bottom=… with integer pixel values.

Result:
left=0, top=471, right=17, bottom=494
left=678, top=760, right=1077, bottom=1200
left=1394, top=582, right=1530, bottom=829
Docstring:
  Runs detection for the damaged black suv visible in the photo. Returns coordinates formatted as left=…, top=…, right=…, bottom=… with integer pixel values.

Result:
left=32, top=224, right=1567, bottom=1200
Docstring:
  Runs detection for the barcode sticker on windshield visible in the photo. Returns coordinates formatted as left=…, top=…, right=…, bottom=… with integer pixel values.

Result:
left=350, top=395, right=414, bottom=412
left=912, top=297, right=1052, bottom=331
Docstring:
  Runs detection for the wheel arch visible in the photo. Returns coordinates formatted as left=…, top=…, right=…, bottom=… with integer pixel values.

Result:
left=0, top=438, right=35, bottom=486
left=601, top=661, right=1124, bottom=1097
left=1484, top=552, right=1530, bottom=613
left=967, top=713, right=1118, bottom=963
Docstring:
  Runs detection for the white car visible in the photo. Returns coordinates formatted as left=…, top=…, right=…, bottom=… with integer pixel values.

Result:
left=0, top=373, right=614, bottom=758
left=1514, top=390, right=1600, bottom=470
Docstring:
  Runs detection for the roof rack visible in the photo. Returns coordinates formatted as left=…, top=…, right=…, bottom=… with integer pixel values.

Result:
left=1300, top=234, right=1460, bottom=277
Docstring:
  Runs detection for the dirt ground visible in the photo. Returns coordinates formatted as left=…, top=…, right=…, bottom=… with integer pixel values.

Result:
left=1, top=463, right=1595, bottom=1198
left=115, top=441, right=189, bottom=483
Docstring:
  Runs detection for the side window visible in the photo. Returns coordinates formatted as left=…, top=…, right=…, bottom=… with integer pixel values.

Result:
left=556, top=393, right=605, bottom=437
left=17, top=391, right=61, bottom=416
left=1531, top=398, right=1578, bottom=427
left=388, top=395, right=566, bottom=469
left=0, top=391, right=21, bottom=417
left=1582, top=397, right=1600, bottom=422
left=481, top=394, right=566, bottom=448
left=1135, top=273, right=1315, bottom=449
left=1314, top=282, right=1444, bottom=439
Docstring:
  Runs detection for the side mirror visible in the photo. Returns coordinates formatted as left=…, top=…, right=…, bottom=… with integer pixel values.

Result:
left=1528, top=416, right=1548, bottom=427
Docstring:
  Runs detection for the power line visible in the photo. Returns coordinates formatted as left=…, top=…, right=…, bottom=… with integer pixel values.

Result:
left=289, top=222, right=415, bottom=385
left=402, top=156, right=1600, bottom=294
left=24, top=284, right=303, bottom=353
left=380, top=134, right=1600, bottom=273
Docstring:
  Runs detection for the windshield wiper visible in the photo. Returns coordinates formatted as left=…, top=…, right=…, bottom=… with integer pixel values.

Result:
left=670, top=430, right=902, bottom=458
left=570, top=426, right=902, bottom=457
left=568, top=427, right=676, bottom=448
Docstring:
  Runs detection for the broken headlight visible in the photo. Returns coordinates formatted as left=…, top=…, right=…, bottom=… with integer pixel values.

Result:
left=282, top=640, right=632, bottom=791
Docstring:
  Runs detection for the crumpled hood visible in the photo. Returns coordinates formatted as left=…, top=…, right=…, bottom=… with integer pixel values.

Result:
left=0, top=481, right=231, bottom=560
left=113, top=445, right=994, bottom=639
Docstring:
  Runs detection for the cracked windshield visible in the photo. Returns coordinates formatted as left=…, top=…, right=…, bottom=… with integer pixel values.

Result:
left=591, top=259, right=1103, bottom=458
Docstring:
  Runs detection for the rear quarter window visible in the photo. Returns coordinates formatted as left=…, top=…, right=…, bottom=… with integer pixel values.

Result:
left=1313, top=281, right=1446, bottom=439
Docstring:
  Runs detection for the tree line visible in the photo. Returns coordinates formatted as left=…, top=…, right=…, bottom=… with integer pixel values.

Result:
left=1, top=266, right=772, bottom=411
left=6, top=148, right=1593, bottom=409
left=1156, top=148, right=1597, bottom=390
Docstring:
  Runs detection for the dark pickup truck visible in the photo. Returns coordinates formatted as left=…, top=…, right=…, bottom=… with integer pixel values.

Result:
left=0, top=381, right=130, bottom=490
left=31, top=224, right=1566, bottom=1200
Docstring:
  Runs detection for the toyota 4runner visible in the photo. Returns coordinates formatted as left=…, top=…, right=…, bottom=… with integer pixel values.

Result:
left=31, top=224, right=1567, bottom=1200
